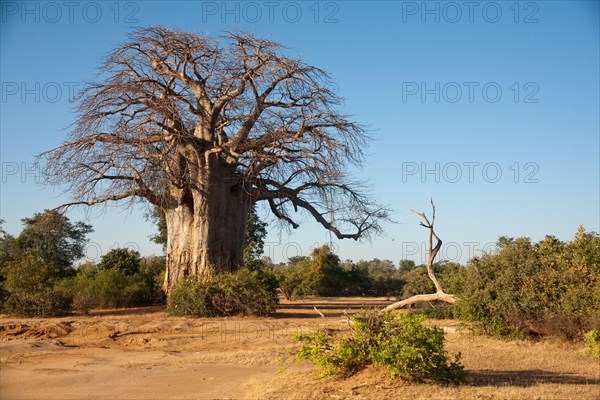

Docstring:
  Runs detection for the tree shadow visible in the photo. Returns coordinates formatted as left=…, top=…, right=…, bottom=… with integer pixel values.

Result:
left=275, top=302, right=382, bottom=319
left=84, top=305, right=166, bottom=317
left=271, top=311, right=319, bottom=319
left=469, top=369, right=600, bottom=387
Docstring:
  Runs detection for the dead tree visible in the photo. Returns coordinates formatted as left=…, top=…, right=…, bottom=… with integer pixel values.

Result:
left=42, top=27, right=388, bottom=295
left=385, top=200, right=457, bottom=312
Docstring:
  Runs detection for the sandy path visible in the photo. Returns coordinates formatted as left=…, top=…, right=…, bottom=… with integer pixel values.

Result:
left=2, top=347, right=275, bottom=399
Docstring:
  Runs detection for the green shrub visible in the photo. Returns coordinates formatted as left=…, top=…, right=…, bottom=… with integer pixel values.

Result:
left=275, top=256, right=312, bottom=300
left=60, top=255, right=166, bottom=313
left=135, top=256, right=167, bottom=305
left=415, top=303, right=457, bottom=320
left=2, top=287, right=71, bottom=317
left=584, top=329, right=600, bottom=359
left=293, top=311, right=467, bottom=385
left=245, top=259, right=280, bottom=298
left=167, top=269, right=278, bottom=317
left=2, top=255, right=71, bottom=316
left=60, top=269, right=130, bottom=310
left=71, top=286, right=97, bottom=314
left=399, top=266, right=435, bottom=299
left=309, top=246, right=349, bottom=297
left=456, top=229, right=600, bottom=340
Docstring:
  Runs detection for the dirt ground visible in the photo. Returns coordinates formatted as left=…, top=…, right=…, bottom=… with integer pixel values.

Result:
left=1, top=297, right=598, bottom=400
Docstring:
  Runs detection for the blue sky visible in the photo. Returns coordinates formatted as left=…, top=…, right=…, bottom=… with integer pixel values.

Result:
left=1, top=1, right=598, bottom=265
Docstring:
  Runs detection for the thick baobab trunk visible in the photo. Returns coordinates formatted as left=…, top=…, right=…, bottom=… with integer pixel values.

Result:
left=162, top=177, right=250, bottom=295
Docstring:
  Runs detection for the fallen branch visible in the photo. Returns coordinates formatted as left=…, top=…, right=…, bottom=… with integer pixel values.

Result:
left=385, top=292, right=457, bottom=312
left=313, top=306, right=326, bottom=318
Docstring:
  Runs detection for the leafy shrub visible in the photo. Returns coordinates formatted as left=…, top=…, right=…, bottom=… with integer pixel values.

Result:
left=456, top=228, right=600, bottom=339
left=61, top=269, right=133, bottom=311
left=415, top=303, right=457, bottom=320
left=138, top=256, right=167, bottom=305
left=167, top=269, right=278, bottom=317
left=2, top=255, right=71, bottom=316
left=584, top=329, right=600, bottom=359
left=275, top=256, right=312, bottom=300
left=308, top=246, right=349, bottom=296
left=293, top=311, right=467, bottom=385
left=400, top=266, right=435, bottom=299
left=60, top=255, right=166, bottom=313
left=275, top=265, right=305, bottom=300
left=244, top=257, right=280, bottom=299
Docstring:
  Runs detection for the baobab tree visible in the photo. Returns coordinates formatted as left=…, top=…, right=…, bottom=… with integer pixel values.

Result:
left=43, top=27, right=388, bottom=295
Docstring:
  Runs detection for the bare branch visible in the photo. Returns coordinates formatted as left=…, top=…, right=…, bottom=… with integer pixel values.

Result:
left=42, top=26, right=388, bottom=243
left=385, top=201, right=458, bottom=312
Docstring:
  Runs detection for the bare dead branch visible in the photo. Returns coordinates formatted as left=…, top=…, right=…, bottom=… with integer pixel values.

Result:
left=313, top=307, right=326, bottom=319
left=384, top=292, right=457, bottom=312
left=385, top=201, right=458, bottom=312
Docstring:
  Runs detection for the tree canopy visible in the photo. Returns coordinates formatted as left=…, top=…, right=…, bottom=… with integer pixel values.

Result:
left=43, top=27, right=388, bottom=239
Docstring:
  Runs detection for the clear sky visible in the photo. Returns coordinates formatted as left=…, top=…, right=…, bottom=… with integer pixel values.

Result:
left=1, top=1, right=598, bottom=266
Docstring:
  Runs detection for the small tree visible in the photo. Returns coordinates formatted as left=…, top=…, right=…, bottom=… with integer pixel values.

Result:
left=308, top=245, right=348, bottom=296
left=275, top=256, right=311, bottom=300
left=14, top=210, right=93, bottom=276
left=2, top=210, right=92, bottom=316
left=98, top=248, right=142, bottom=275
left=243, top=206, right=268, bottom=268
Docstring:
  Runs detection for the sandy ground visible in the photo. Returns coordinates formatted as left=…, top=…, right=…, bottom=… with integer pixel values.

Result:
left=1, top=298, right=598, bottom=400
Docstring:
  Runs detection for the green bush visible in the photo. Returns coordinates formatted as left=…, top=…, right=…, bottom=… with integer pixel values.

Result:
left=2, top=255, right=71, bottom=317
left=293, top=311, right=467, bottom=385
left=167, top=269, right=278, bottom=317
left=400, top=266, right=435, bottom=299
left=415, top=303, right=457, bottom=320
left=456, top=229, right=600, bottom=340
left=60, top=255, right=166, bottom=313
left=61, top=269, right=134, bottom=311
left=308, top=246, right=349, bottom=296
left=275, top=256, right=312, bottom=300
left=138, top=256, right=167, bottom=305
left=584, top=329, right=600, bottom=359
